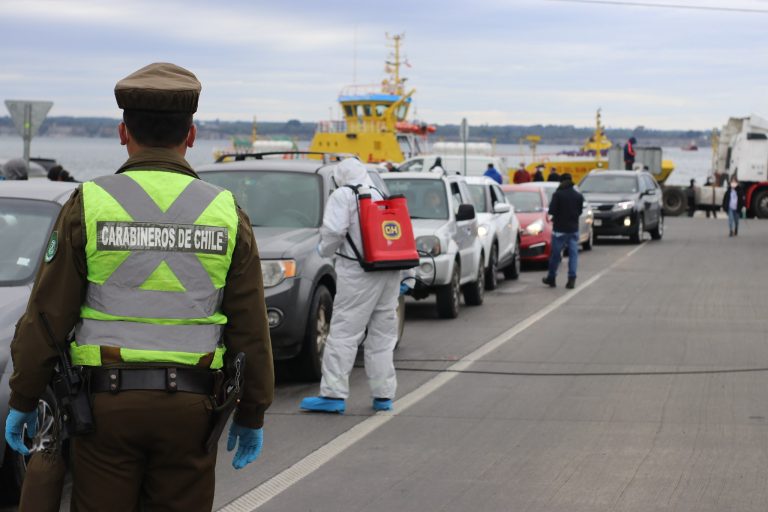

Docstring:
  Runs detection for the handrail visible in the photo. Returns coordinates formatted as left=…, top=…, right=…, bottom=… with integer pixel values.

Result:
left=215, top=151, right=358, bottom=164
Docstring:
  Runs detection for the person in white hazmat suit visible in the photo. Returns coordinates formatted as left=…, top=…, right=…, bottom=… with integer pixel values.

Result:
left=300, top=158, right=404, bottom=413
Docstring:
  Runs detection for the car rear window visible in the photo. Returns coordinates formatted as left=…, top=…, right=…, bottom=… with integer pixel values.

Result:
left=580, top=175, right=638, bottom=194
left=201, top=171, right=323, bottom=228
left=384, top=178, right=449, bottom=220
left=0, top=198, right=59, bottom=285
left=504, top=191, right=543, bottom=213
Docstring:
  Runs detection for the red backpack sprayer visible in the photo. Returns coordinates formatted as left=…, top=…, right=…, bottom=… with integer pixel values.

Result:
left=343, top=185, right=419, bottom=271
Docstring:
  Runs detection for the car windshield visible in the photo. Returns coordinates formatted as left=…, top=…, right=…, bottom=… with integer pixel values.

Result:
left=202, top=171, right=323, bottom=228
left=468, top=184, right=489, bottom=213
left=0, top=198, right=59, bottom=285
left=580, top=175, right=638, bottom=194
left=505, top=191, right=543, bottom=213
left=385, top=178, right=449, bottom=220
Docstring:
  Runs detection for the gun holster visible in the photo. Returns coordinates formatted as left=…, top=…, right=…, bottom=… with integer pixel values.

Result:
left=51, top=363, right=94, bottom=438
left=204, top=352, right=245, bottom=453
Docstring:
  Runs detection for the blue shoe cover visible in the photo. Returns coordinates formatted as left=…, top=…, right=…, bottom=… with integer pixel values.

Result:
left=372, top=398, right=393, bottom=411
left=300, top=396, right=345, bottom=413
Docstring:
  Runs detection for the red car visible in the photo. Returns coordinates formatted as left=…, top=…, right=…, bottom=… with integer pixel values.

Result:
left=502, top=184, right=552, bottom=263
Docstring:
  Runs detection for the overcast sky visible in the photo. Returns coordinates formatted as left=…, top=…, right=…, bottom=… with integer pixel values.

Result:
left=1, top=0, right=766, bottom=129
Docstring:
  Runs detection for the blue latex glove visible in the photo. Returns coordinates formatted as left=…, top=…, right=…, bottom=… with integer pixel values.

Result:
left=5, top=407, right=38, bottom=456
left=400, top=283, right=411, bottom=295
left=227, top=423, right=263, bottom=470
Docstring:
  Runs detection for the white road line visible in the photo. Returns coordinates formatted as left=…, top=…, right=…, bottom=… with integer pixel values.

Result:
left=218, top=242, right=647, bottom=512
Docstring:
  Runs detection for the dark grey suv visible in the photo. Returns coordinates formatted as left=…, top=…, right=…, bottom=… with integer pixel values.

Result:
left=579, top=170, right=664, bottom=243
left=197, top=155, right=395, bottom=380
left=0, top=180, right=78, bottom=503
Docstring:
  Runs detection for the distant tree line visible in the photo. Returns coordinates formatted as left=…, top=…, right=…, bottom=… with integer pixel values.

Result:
left=0, top=116, right=710, bottom=145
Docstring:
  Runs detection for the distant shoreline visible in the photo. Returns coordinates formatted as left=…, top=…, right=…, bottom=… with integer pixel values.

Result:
left=0, top=116, right=712, bottom=147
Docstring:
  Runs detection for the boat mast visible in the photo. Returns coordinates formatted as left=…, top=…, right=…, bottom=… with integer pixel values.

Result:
left=385, top=33, right=405, bottom=95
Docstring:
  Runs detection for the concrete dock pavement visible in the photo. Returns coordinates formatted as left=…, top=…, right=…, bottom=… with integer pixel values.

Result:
left=7, top=217, right=767, bottom=511
left=220, top=217, right=768, bottom=512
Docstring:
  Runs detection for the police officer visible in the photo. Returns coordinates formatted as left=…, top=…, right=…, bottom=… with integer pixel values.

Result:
left=4, top=63, right=274, bottom=511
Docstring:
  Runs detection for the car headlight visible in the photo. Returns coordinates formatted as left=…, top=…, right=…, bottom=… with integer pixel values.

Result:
left=613, top=200, right=635, bottom=211
left=524, top=219, right=544, bottom=236
left=416, top=235, right=441, bottom=256
left=477, top=224, right=490, bottom=238
left=261, top=260, right=297, bottom=288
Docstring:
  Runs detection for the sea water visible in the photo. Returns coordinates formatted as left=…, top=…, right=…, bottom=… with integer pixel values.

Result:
left=0, top=136, right=713, bottom=185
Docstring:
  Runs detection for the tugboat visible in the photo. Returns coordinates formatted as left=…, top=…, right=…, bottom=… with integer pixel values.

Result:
left=309, top=33, right=434, bottom=163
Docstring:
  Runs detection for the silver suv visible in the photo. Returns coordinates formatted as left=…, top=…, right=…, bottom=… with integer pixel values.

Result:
left=382, top=172, right=485, bottom=318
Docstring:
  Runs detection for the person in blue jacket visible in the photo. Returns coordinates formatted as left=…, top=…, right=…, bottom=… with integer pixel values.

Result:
left=484, top=163, right=503, bottom=184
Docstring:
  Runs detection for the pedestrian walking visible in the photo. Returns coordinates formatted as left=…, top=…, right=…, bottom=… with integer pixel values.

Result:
left=722, top=176, right=745, bottom=236
left=623, top=136, right=637, bottom=170
left=484, top=162, right=503, bottom=184
left=547, top=167, right=561, bottom=182
left=704, top=177, right=717, bottom=218
left=542, top=173, right=584, bottom=289
left=301, top=158, right=403, bottom=414
left=687, top=179, right=696, bottom=217
left=4, top=63, right=274, bottom=511
left=532, top=165, right=545, bottom=182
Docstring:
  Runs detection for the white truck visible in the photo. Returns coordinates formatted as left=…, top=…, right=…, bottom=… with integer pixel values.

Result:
left=714, top=115, right=768, bottom=218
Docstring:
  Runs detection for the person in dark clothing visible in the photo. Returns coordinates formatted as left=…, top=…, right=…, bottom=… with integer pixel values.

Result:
left=722, top=177, right=745, bottom=236
left=429, top=156, right=445, bottom=172
left=547, top=167, right=561, bottom=182
left=48, top=164, right=78, bottom=182
left=542, top=173, right=584, bottom=289
left=623, top=137, right=637, bottom=170
left=704, top=177, right=717, bottom=218
left=686, top=179, right=696, bottom=217
left=532, top=165, right=544, bottom=182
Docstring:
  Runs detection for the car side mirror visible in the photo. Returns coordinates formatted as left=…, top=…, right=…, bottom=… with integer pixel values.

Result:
left=456, top=203, right=476, bottom=221
left=492, top=203, right=511, bottom=214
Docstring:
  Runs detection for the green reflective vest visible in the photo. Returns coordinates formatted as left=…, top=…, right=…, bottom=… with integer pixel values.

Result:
left=72, top=170, right=238, bottom=369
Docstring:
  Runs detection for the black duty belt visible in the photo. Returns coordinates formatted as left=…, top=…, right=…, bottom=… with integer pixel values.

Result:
left=89, top=367, right=216, bottom=395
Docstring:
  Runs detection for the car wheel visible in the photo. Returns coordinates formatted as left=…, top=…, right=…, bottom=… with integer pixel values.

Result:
left=484, top=244, right=499, bottom=291
left=296, top=284, right=333, bottom=381
left=752, top=189, right=768, bottom=219
left=0, top=387, right=59, bottom=506
left=395, top=295, right=405, bottom=349
left=629, top=214, right=644, bottom=244
left=463, top=255, right=485, bottom=306
left=662, top=188, right=687, bottom=217
left=650, top=215, right=664, bottom=240
left=582, top=227, right=593, bottom=251
left=503, top=239, right=521, bottom=280
left=436, top=262, right=461, bottom=319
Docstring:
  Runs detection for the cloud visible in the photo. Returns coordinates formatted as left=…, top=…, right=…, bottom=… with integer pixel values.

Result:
left=2, top=0, right=355, bottom=50
left=2, top=0, right=768, bottom=130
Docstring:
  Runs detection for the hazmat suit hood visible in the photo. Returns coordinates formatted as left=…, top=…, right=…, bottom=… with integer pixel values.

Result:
left=2, top=158, right=29, bottom=180
left=333, top=158, right=374, bottom=188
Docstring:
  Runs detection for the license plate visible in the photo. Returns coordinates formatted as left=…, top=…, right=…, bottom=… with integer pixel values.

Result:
left=593, top=219, right=602, bottom=227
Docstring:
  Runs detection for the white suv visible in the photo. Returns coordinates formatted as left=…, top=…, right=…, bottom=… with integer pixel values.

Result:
left=464, top=176, right=521, bottom=290
left=382, top=172, right=485, bottom=319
